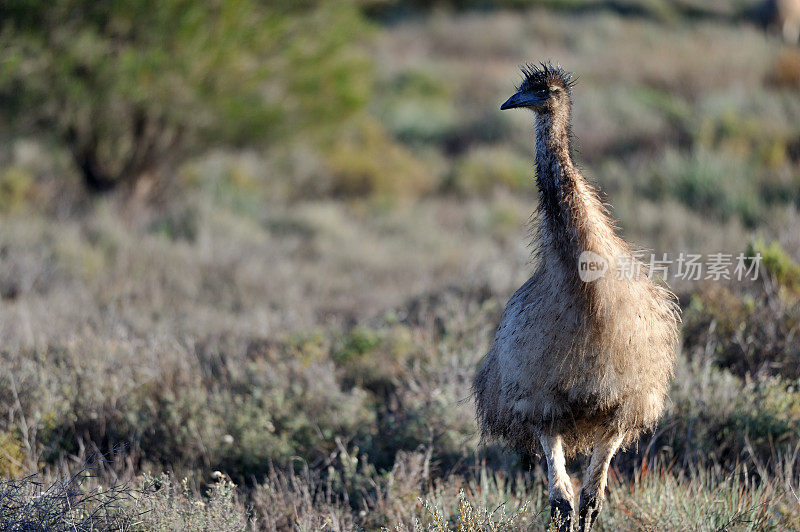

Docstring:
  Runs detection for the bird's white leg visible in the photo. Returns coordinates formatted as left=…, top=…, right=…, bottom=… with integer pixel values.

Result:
left=540, top=433, right=574, bottom=531
left=577, top=428, right=624, bottom=532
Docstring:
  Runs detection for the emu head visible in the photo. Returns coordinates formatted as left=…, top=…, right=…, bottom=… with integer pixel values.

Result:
left=500, top=62, right=574, bottom=115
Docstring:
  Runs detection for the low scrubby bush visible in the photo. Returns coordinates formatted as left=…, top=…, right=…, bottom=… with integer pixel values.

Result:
left=448, top=146, right=533, bottom=195
left=682, top=241, right=800, bottom=380
left=325, top=119, right=437, bottom=199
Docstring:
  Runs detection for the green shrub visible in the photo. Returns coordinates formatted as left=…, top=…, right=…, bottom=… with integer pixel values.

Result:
left=729, top=377, right=800, bottom=452
left=747, top=238, right=800, bottom=295
left=25, top=335, right=376, bottom=483
left=0, top=431, right=26, bottom=478
left=333, top=325, right=418, bottom=393
left=148, top=203, right=201, bottom=243
left=647, top=149, right=762, bottom=226
left=0, top=1, right=372, bottom=194
left=380, top=68, right=459, bottom=146
left=449, top=146, right=532, bottom=195
left=325, top=119, right=436, bottom=199
left=0, top=167, right=36, bottom=213
left=682, top=281, right=800, bottom=380
left=663, top=356, right=800, bottom=471
left=697, top=107, right=793, bottom=171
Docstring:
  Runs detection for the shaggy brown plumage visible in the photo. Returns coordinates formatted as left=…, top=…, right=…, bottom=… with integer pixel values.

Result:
left=473, top=63, right=680, bottom=532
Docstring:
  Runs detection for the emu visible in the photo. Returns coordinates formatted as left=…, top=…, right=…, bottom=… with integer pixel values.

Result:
left=763, top=0, right=800, bottom=43
left=473, top=64, right=680, bottom=532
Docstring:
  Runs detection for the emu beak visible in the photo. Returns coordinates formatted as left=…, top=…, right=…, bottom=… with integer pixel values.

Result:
left=500, top=90, right=531, bottom=110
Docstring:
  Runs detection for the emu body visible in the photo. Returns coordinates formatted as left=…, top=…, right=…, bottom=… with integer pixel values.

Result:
left=473, top=64, right=680, bottom=531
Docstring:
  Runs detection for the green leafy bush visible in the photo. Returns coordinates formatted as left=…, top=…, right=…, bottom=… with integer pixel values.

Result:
left=325, top=119, right=436, bottom=199
left=0, top=1, right=372, bottom=194
left=380, top=68, right=459, bottom=146
left=647, top=149, right=762, bottom=226
left=747, top=238, right=800, bottom=295
left=449, top=146, right=532, bottom=195
left=0, top=167, right=36, bottom=213
left=682, top=279, right=800, bottom=380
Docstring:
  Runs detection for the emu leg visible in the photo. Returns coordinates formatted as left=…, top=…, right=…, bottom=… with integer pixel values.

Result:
left=577, top=429, right=624, bottom=532
left=540, top=434, right=574, bottom=532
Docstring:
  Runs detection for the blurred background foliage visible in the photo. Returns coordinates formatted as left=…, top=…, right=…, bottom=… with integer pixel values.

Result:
left=1, top=0, right=800, bottom=529
left=0, top=0, right=371, bottom=194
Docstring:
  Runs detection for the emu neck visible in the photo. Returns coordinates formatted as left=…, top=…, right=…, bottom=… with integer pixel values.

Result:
left=534, top=110, right=592, bottom=263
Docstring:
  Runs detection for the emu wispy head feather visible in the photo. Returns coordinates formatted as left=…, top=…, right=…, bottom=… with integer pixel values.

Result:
left=518, top=62, right=576, bottom=95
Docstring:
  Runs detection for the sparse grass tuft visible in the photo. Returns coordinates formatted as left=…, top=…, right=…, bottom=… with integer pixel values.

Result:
left=138, top=474, right=248, bottom=531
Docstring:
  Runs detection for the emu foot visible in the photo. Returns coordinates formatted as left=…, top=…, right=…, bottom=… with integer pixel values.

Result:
left=577, top=492, right=602, bottom=532
left=549, top=498, right=574, bottom=532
